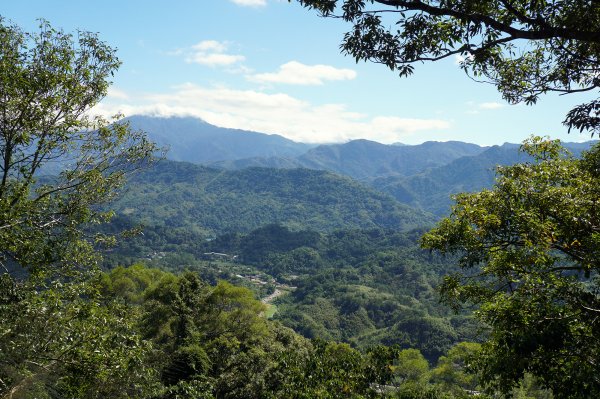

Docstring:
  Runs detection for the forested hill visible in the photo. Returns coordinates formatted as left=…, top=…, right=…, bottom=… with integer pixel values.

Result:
left=104, top=221, right=475, bottom=362
left=112, top=160, right=434, bottom=236
left=211, top=139, right=485, bottom=179
left=372, top=141, right=596, bottom=216
left=201, top=225, right=475, bottom=361
left=294, top=139, right=485, bottom=179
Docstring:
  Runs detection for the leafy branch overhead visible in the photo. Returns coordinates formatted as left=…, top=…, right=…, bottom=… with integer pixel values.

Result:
left=295, top=0, right=600, bottom=135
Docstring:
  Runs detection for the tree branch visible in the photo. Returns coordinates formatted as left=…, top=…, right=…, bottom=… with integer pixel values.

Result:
left=372, top=0, right=600, bottom=42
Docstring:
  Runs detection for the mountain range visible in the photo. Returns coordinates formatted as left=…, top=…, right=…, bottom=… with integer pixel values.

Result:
left=211, top=139, right=486, bottom=180
left=128, top=115, right=597, bottom=216
left=124, top=115, right=314, bottom=163
left=373, top=141, right=593, bottom=215
left=129, top=115, right=487, bottom=179
left=105, top=115, right=596, bottom=353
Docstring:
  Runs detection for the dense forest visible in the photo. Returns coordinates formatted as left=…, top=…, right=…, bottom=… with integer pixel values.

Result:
left=3, top=0, right=600, bottom=397
left=108, top=161, right=433, bottom=236
left=105, top=223, right=477, bottom=360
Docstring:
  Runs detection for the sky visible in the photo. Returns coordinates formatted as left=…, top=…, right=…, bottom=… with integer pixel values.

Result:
left=2, top=0, right=597, bottom=145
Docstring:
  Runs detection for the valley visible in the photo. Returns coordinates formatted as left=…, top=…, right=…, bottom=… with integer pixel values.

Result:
left=102, top=116, right=597, bottom=362
left=4, top=4, right=598, bottom=396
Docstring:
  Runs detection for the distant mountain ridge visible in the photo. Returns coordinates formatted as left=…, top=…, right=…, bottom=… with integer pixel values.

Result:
left=294, top=139, right=485, bottom=179
left=125, top=115, right=314, bottom=163
left=127, top=115, right=487, bottom=178
left=373, top=141, right=596, bottom=215
left=208, top=140, right=485, bottom=180
left=126, top=115, right=598, bottom=218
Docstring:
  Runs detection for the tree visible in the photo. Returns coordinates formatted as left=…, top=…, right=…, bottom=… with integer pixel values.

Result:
left=431, top=342, right=481, bottom=395
left=0, top=18, right=157, bottom=397
left=279, top=340, right=374, bottom=398
left=392, top=348, right=430, bottom=388
left=294, top=0, right=600, bottom=136
left=0, top=18, right=157, bottom=278
left=0, top=276, right=157, bottom=398
left=422, top=137, right=600, bottom=398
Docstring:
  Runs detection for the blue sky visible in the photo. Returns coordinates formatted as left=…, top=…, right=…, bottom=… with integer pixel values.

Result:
left=3, top=0, right=596, bottom=145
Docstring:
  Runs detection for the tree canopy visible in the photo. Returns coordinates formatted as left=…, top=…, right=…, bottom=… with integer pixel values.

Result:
left=0, top=18, right=157, bottom=278
left=422, top=137, right=600, bottom=398
left=0, top=18, right=157, bottom=396
left=294, top=0, right=600, bottom=136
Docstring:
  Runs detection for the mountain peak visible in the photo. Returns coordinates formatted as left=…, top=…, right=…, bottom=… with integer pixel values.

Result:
left=123, top=115, right=313, bottom=163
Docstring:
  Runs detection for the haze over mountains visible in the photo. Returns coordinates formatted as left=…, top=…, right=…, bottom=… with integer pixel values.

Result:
left=127, top=115, right=597, bottom=217
left=124, top=115, right=314, bottom=163
left=103, top=116, right=597, bottom=363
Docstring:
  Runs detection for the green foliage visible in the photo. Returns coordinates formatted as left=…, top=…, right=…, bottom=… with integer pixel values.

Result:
left=511, top=374, right=553, bottom=399
left=268, top=340, right=377, bottom=399
left=0, top=15, right=497, bottom=399
left=431, top=342, right=481, bottom=396
left=106, top=222, right=479, bottom=361
left=0, top=274, right=157, bottom=398
left=0, top=18, right=157, bottom=279
left=423, top=137, right=600, bottom=397
left=393, top=349, right=430, bottom=387
left=102, top=265, right=393, bottom=399
left=0, top=18, right=157, bottom=397
left=295, top=0, right=600, bottom=135
left=109, top=161, right=433, bottom=237
left=3, top=252, right=495, bottom=399
left=163, top=225, right=478, bottom=360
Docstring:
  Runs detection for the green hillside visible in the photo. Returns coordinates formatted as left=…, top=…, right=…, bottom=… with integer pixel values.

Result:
left=372, top=142, right=596, bottom=216
left=104, top=222, right=478, bottom=362
left=112, top=160, right=434, bottom=236
left=200, top=226, right=477, bottom=361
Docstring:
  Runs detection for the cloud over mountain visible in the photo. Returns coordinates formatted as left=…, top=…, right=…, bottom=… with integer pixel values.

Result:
left=95, top=84, right=451, bottom=144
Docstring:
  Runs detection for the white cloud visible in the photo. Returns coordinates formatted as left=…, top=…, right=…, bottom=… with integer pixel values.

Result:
left=192, top=40, right=227, bottom=52
left=183, top=40, right=245, bottom=67
left=187, top=53, right=245, bottom=67
left=106, top=87, right=129, bottom=100
left=94, top=84, right=450, bottom=144
left=479, top=102, right=505, bottom=110
left=230, top=0, right=267, bottom=6
left=465, top=101, right=507, bottom=114
left=248, top=61, right=357, bottom=85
